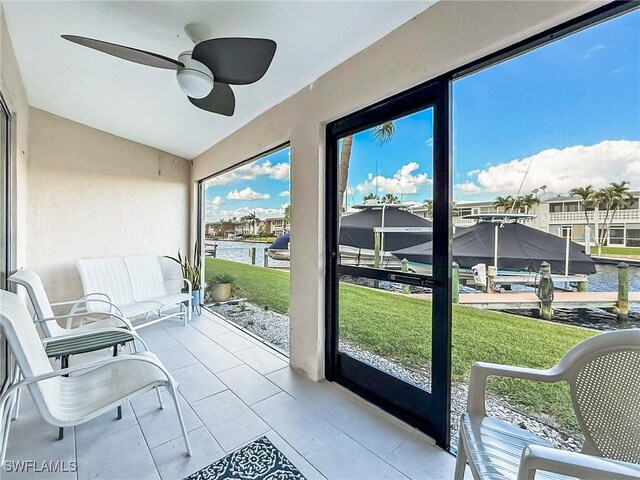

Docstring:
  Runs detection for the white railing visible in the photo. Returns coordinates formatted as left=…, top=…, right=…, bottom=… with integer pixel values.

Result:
left=452, top=217, right=477, bottom=226
left=548, top=209, right=640, bottom=223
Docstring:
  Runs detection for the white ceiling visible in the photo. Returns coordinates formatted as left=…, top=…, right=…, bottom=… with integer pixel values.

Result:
left=3, top=1, right=433, bottom=159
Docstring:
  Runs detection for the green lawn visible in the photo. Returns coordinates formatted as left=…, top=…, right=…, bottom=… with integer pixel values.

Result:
left=591, top=245, right=640, bottom=257
left=205, top=258, right=595, bottom=430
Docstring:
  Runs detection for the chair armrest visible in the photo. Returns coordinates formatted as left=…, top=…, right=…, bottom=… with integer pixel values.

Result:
left=41, top=327, right=149, bottom=352
left=518, top=444, right=640, bottom=480
left=50, top=292, right=112, bottom=307
left=36, top=311, right=134, bottom=331
left=468, top=362, right=559, bottom=416
left=182, top=278, right=193, bottom=294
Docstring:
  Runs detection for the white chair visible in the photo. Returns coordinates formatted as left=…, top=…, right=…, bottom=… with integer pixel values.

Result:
left=0, top=290, right=192, bottom=464
left=8, top=268, right=136, bottom=337
left=455, top=329, right=640, bottom=480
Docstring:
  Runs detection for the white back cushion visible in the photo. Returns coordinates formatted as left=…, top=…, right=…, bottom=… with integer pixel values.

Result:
left=123, top=255, right=166, bottom=300
left=77, top=257, right=134, bottom=312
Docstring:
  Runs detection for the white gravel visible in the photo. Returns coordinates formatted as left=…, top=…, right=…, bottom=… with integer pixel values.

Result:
left=207, top=299, right=584, bottom=451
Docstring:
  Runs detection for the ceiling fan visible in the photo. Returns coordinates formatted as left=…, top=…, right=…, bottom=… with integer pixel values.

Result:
left=61, top=23, right=277, bottom=116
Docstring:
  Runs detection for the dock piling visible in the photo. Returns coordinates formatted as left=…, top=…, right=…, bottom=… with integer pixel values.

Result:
left=250, top=247, right=256, bottom=265
left=617, top=262, right=629, bottom=322
left=401, top=259, right=410, bottom=294
left=538, top=261, right=554, bottom=320
left=452, top=262, right=460, bottom=304
left=263, top=247, right=269, bottom=268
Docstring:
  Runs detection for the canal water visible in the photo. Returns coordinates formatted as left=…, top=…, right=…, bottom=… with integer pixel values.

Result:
left=208, top=240, right=639, bottom=327
left=205, top=240, right=289, bottom=267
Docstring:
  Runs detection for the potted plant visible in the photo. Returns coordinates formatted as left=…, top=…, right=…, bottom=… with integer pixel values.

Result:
left=168, top=241, right=203, bottom=309
left=207, top=273, right=237, bottom=303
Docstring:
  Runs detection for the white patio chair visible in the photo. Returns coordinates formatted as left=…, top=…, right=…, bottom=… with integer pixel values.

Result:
left=8, top=268, right=136, bottom=337
left=454, top=329, right=640, bottom=480
left=0, top=290, right=192, bottom=463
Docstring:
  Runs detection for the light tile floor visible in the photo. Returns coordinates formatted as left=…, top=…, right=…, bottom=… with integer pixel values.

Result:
left=3, top=311, right=459, bottom=480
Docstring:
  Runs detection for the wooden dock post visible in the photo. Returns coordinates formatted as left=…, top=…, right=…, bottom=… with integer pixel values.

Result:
left=212, top=244, right=217, bottom=257
left=452, top=262, right=460, bottom=304
left=539, top=261, right=554, bottom=320
left=616, top=262, right=629, bottom=322
left=373, top=232, right=381, bottom=269
left=250, top=247, right=256, bottom=265
left=577, top=278, right=588, bottom=292
left=263, top=247, right=269, bottom=268
left=401, top=259, right=410, bottom=294
left=487, top=266, right=496, bottom=294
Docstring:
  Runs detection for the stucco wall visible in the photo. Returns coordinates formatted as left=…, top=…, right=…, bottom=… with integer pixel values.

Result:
left=190, top=1, right=605, bottom=380
left=27, top=108, right=190, bottom=301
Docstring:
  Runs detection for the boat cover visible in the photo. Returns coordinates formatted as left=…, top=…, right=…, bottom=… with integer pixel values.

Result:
left=339, top=207, right=433, bottom=251
left=268, top=233, right=290, bottom=251
left=392, top=221, right=596, bottom=275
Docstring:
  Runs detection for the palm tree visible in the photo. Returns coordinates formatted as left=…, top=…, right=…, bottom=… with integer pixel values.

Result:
left=422, top=199, right=433, bottom=218
left=363, top=192, right=378, bottom=202
left=338, top=121, right=396, bottom=213
left=283, top=204, right=291, bottom=227
left=519, top=193, right=540, bottom=213
left=493, top=195, right=514, bottom=213
left=382, top=193, right=399, bottom=204
left=599, top=181, right=632, bottom=247
left=569, top=185, right=595, bottom=227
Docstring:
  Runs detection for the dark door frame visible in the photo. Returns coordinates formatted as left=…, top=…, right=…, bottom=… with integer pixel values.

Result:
left=325, top=76, right=452, bottom=448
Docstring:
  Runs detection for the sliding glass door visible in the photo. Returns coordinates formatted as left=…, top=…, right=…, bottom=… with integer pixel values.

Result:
left=326, top=78, right=452, bottom=448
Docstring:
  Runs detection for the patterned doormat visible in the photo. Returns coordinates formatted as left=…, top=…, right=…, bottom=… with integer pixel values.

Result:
left=184, top=436, right=307, bottom=480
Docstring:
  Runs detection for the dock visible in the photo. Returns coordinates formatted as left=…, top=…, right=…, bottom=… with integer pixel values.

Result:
left=407, top=291, right=639, bottom=312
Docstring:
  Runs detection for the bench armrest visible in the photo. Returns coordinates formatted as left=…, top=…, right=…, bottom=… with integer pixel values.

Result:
left=518, top=444, right=640, bottom=480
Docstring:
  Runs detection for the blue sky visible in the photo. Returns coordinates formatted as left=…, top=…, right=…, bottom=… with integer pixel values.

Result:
left=206, top=8, right=639, bottom=220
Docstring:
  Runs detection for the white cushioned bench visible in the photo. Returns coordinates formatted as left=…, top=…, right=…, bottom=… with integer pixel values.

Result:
left=77, top=255, right=192, bottom=329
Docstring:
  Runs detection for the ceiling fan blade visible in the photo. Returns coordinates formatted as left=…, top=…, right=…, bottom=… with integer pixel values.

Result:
left=189, top=83, right=235, bottom=116
left=61, top=35, right=183, bottom=70
left=192, top=38, right=276, bottom=85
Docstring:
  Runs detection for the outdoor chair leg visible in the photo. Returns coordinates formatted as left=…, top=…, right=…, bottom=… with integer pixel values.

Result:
left=11, top=364, right=21, bottom=421
left=156, top=387, right=164, bottom=409
left=112, top=345, right=123, bottom=420
left=166, top=384, right=192, bottom=456
left=58, top=355, right=69, bottom=440
left=454, top=425, right=468, bottom=480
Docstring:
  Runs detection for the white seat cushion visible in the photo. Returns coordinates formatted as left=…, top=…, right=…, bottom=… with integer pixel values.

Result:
left=118, top=301, right=165, bottom=319
left=151, top=292, right=192, bottom=308
left=460, top=413, right=573, bottom=480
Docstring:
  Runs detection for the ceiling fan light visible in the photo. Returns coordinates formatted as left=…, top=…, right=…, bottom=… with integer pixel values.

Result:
left=176, top=52, right=213, bottom=99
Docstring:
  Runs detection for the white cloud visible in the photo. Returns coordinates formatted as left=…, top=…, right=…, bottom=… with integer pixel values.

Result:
left=459, top=140, right=639, bottom=197
left=356, top=161, right=432, bottom=195
left=211, top=196, right=224, bottom=206
left=219, top=207, right=284, bottom=219
left=456, top=182, right=482, bottom=195
left=278, top=190, right=290, bottom=197
left=206, top=160, right=290, bottom=186
left=467, top=169, right=481, bottom=177
left=426, top=137, right=434, bottom=147
left=581, top=44, right=605, bottom=60
left=227, top=187, right=271, bottom=200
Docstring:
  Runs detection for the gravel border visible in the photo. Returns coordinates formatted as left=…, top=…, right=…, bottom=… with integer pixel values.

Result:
left=207, top=300, right=584, bottom=451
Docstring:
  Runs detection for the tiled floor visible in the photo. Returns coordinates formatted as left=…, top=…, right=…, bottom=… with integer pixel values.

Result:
left=4, top=311, right=458, bottom=480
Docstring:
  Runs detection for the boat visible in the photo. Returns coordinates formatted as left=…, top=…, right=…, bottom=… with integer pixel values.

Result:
left=392, top=215, right=596, bottom=276
left=267, top=203, right=433, bottom=266
left=339, top=203, right=433, bottom=267
left=267, top=233, right=291, bottom=260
